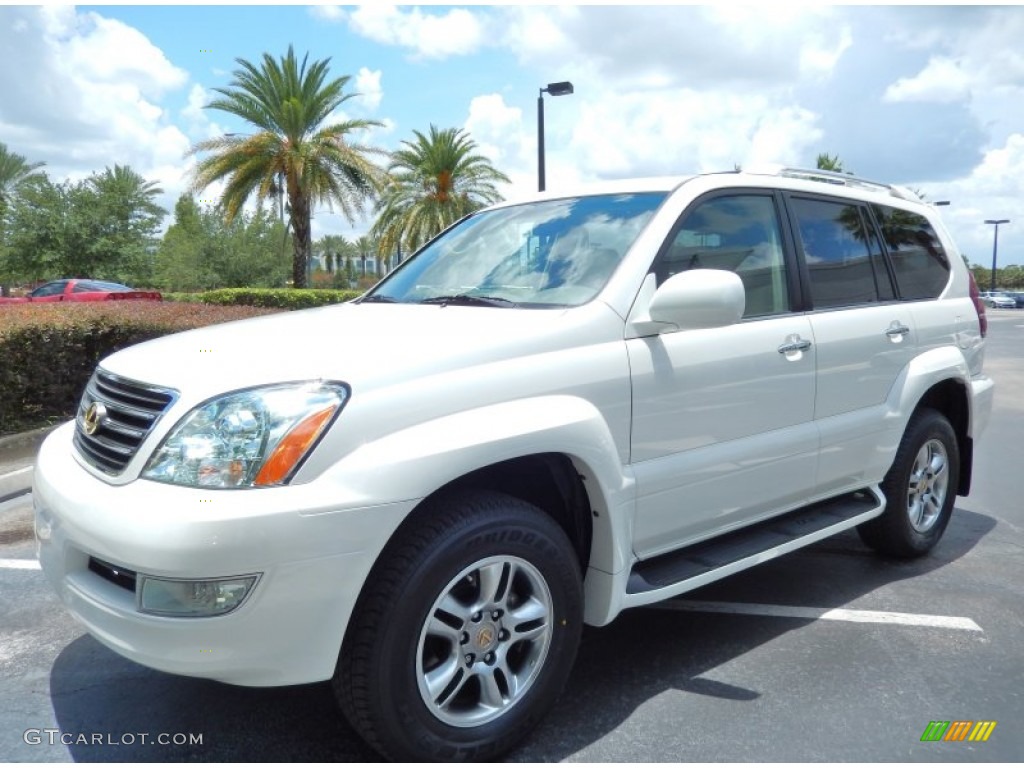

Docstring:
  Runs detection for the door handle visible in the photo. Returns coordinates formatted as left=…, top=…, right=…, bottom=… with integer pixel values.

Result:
left=886, top=323, right=911, bottom=339
left=777, top=338, right=812, bottom=354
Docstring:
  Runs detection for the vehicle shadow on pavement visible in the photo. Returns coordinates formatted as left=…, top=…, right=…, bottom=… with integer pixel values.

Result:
left=511, top=506, right=998, bottom=761
left=48, top=507, right=995, bottom=762
left=47, top=652, right=379, bottom=762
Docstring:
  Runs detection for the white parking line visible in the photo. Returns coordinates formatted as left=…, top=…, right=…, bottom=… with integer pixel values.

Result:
left=0, top=467, right=32, bottom=481
left=653, top=599, right=983, bottom=632
left=0, top=559, right=41, bottom=571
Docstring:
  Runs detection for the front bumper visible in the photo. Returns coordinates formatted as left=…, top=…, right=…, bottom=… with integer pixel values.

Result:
left=34, top=422, right=416, bottom=686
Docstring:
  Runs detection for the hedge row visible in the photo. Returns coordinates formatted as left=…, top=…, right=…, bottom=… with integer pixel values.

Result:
left=0, top=302, right=280, bottom=436
left=165, top=287, right=363, bottom=309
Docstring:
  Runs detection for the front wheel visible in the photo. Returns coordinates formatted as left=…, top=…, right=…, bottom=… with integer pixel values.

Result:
left=334, top=490, right=583, bottom=761
left=858, top=408, right=959, bottom=557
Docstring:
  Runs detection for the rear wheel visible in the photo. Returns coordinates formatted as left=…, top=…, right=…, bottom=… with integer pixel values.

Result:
left=334, top=490, right=583, bottom=761
left=858, top=408, right=959, bottom=557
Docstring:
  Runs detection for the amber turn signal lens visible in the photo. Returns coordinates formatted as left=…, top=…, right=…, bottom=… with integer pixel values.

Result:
left=254, top=405, right=337, bottom=486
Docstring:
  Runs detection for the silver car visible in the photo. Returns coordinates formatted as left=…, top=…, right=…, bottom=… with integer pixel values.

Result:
left=982, top=291, right=1016, bottom=309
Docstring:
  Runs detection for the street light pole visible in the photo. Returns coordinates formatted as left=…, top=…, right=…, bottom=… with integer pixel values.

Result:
left=984, top=218, right=1010, bottom=292
left=537, top=81, right=574, bottom=192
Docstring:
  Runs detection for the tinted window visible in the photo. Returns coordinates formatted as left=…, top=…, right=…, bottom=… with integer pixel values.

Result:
left=871, top=204, right=950, bottom=300
left=790, top=197, right=895, bottom=308
left=656, top=195, right=789, bottom=317
left=30, top=281, right=68, bottom=297
left=73, top=280, right=130, bottom=293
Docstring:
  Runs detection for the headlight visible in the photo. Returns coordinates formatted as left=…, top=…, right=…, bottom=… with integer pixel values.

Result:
left=142, top=382, right=348, bottom=489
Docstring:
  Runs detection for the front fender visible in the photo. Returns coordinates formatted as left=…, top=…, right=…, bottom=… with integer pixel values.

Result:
left=306, top=394, right=637, bottom=577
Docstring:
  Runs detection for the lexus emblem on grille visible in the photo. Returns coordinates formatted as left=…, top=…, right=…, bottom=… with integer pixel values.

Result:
left=83, top=402, right=108, bottom=435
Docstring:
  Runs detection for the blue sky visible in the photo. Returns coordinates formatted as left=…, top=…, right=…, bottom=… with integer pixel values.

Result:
left=86, top=4, right=513, bottom=136
left=2, top=4, right=1024, bottom=265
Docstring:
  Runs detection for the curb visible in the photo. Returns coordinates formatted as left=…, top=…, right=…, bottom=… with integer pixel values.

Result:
left=0, top=466, right=34, bottom=503
left=0, top=425, right=57, bottom=500
left=0, top=425, right=56, bottom=459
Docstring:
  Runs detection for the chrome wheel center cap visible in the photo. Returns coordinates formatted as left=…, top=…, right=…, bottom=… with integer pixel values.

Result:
left=475, top=623, right=499, bottom=652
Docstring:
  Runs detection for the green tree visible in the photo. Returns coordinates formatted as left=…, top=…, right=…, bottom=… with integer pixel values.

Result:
left=87, top=165, right=165, bottom=285
left=3, top=175, right=75, bottom=280
left=370, top=125, right=510, bottom=256
left=315, top=234, right=353, bottom=277
left=156, top=193, right=289, bottom=291
left=189, top=45, right=386, bottom=288
left=345, top=251, right=356, bottom=286
left=355, top=234, right=375, bottom=277
left=3, top=165, right=163, bottom=285
left=157, top=194, right=210, bottom=290
left=0, top=143, right=46, bottom=292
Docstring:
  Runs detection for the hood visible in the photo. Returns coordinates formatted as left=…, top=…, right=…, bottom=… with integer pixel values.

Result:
left=100, top=302, right=621, bottom=403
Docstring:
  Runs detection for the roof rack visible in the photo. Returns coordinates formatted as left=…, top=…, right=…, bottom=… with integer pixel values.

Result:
left=740, top=164, right=922, bottom=203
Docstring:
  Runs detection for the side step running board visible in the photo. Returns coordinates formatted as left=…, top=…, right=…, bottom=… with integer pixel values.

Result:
left=626, top=489, right=884, bottom=598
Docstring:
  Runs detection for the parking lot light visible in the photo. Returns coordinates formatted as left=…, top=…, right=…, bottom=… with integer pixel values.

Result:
left=984, top=219, right=1010, bottom=292
left=537, top=81, right=574, bottom=192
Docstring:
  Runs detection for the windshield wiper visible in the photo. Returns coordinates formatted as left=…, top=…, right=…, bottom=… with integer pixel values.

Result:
left=359, top=294, right=399, bottom=303
left=419, top=294, right=518, bottom=308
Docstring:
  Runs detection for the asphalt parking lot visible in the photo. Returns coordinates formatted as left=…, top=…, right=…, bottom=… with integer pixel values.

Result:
left=1, top=312, right=1022, bottom=762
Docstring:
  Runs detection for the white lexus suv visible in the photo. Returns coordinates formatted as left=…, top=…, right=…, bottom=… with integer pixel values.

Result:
left=34, top=167, right=993, bottom=761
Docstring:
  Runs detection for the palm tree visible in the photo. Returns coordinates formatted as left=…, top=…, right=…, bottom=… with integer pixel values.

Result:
left=316, top=233, right=351, bottom=274
left=89, top=164, right=165, bottom=218
left=356, top=234, right=375, bottom=277
left=189, top=46, right=386, bottom=288
left=816, top=153, right=849, bottom=173
left=371, top=125, right=510, bottom=256
left=0, top=142, right=46, bottom=222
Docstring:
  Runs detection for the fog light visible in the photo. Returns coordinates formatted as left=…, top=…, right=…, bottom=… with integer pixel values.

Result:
left=138, top=574, right=259, bottom=617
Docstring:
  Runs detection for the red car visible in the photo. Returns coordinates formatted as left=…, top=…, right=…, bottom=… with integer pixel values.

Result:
left=0, top=279, right=162, bottom=304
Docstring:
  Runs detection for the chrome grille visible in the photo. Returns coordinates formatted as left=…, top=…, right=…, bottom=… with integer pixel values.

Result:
left=73, top=369, right=176, bottom=475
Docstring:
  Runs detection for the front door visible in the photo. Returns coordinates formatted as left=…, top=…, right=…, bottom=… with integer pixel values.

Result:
left=628, top=192, right=818, bottom=559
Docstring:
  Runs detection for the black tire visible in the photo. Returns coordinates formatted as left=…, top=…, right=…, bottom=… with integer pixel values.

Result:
left=857, top=408, right=959, bottom=557
left=334, top=489, right=583, bottom=762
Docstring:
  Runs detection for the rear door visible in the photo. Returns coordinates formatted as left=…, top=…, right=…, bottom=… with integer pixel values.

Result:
left=783, top=194, right=919, bottom=496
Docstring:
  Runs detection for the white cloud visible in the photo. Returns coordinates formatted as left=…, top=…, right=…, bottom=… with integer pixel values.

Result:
left=497, top=6, right=851, bottom=92
left=354, top=68, right=383, bottom=112
left=884, top=57, right=973, bottom=104
left=465, top=94, right=524, bottom=164
left=969, top=133, right=1024, bottom=195
left=912, top=133, right=1024, bottom=264
left=310, top=5, right=346, bottom=23
left=800, top=26, right=853, bottom=78
left=66, top=12, right=188, bottom=97
left=564, top=92, right=821, bottom=183
left=180, top=84, right=226, bottom=141
left=747, top=107, right=823, bottom=167
left=0, top=7, right=194, bottom=225
left=346, top=5, right=485, bottom=60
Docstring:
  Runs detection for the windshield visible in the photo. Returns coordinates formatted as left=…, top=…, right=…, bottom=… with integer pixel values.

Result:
left=365, top=192, right=667, bottom=308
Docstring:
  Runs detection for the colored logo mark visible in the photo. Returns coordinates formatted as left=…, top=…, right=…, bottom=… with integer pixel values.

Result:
left=921, top=720, right=997, bottom=742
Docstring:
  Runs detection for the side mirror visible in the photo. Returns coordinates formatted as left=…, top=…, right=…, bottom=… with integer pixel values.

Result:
left=634, top=269, right=745, bottom=334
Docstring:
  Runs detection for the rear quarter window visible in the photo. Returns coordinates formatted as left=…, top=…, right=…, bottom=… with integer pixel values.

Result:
left=871, top=204, right=950, bottom=300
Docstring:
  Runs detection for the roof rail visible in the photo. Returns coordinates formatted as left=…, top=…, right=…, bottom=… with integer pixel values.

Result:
left=741, top=164, right=923, bottom=203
